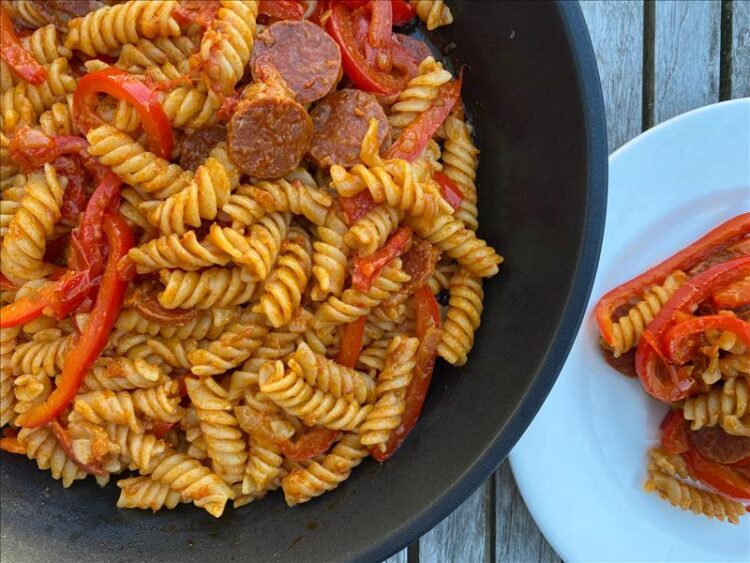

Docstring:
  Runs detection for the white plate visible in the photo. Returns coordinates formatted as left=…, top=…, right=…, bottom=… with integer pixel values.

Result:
left=509, top=98, right=750, bottom=562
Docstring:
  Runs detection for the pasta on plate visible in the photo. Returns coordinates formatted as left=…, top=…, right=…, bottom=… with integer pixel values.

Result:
left=0, top=0, right=502, bottom=518
left=595, top=213, right=750, bottom=524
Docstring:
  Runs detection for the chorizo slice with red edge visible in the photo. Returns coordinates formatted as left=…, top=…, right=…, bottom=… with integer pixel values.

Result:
left=251, top=20, right=342, bottom=106
left=689, top=425, right=750, bottom=465
left=307, top=89, right=390, bottom=169
left=228, top=85, right=313, bottom=179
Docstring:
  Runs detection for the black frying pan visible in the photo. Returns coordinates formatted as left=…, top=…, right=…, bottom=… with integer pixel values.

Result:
left=0, top=2, right=607, bottom=561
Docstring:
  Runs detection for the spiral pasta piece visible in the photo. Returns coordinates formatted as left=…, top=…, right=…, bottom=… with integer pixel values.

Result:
left=149, top=449, right=235, bottom=517
left=1, top=58, right=77, bottom=132
left=186, top=377, right=248, bottom=485
left=607, top=270, right=688, bottom=358
left=442, top=116, right=480, bottom=230
left=644, top=469, right=745, bottom=524
left=719, top=353, right=750, bottom=378
left=4, top=1, right=48, bottom=30
left=0, top=327, right=19, bottom=426
left=409, top=0, right=453, bottom=30
left=12, top=372, right=51, bottom=417
left=188, top=311, right=269, bottom=376
left=0, top=166, right=64, bottom=284
left=344, top=205, right=403, bottom=258
left=65, top=0, right=181, bottom=57
left=74, top=389, right=144, bottom=433
left=161, top=83, right=223, bottom=129
left=116, top=307, right=238, bottom=340
left=646, top=447, right=689, bottom=480
left=38, top=96, right=76, bottom=137
left=86, top=125, right=194, bottom=199
left=239, top=328, right=302, bottom=374
left=180, top=407, right=208, bottom=461
left=258, top=361, right=372, bottom=431
left=128, top=231, right=231, bottom=273
left=311, top=208, right=350, bottom=301
left=208, top=212, right=291, bottom=280
left=157, top=268, right=257, bottom=310
left=331, top=158, right=445, bottom=223
left=255, top=229, right=312, bottom=328
left=407, top=213, right=502, bottom=278
left=144, top=157, right=231, bottom=234
left=360, top=336, right=419, bottom=449
left=314, top=259, right=411, bottom=328
left=281, top=433, right=368, bottom=506
left=200, top=0, right=258, bottom=95
left=118, top=36, right=198, bottom=73
left=0, top=25, right=70, bottom=90
left=682, top=377, right=749, bottom=435
left=104, top=424, right=167, bottom=472
left=116, top=476, right=183, bottom=511
left=244, top=438, right=284, bottom=495
left=289, top=342, right=376, bottom=404
left=83, top=357, right=168, bottom=392
left=11, top=333, right=73, bottom=377
left=17, top=426, right=87, bottom=487
left=0, top=133, right=19, bottom=183
left=389, top=57, right=452, bottom=137
left=438, top=268, right=484, bottom=366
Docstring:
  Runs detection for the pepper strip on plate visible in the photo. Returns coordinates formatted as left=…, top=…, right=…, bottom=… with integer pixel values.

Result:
left=596, top=213, right=750, bottom=349
left=73, top=68, right=174, bottom=159
left=683, top=447, right=750, bottom=502
left=15, top=213, right=134, bottom=428
left=371, top=286, right=441, bottom=461
left=259, top=0, right=305, bottom=20
left=0, top=6, right=46, bottom=85
left=635, top=255, right=750, bottom=402
left=340, top=190, right=379, bottom=224
left=660, top=409, right=691, bottom=455
left=433, top=171, right=464, bottom=210
left=662, top=314, right=750, bottom=365
left=713, top=277, right=750, bottom=308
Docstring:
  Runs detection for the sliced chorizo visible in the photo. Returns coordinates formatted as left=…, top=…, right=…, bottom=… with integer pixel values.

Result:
left=307, top=89, right=390, bottom=168
left=689, top=425, right=750, bottom=464
left=251, top=20, right=342, bottom=106
left=179, top=125, right=227, bottom=172
left=27, top=0, right=108, bottom=31
left=228, top=84, right=313, bottom=179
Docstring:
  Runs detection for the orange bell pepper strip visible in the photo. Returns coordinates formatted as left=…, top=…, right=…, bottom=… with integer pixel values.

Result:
left=662, top=315, right=750, bottom=365
left=351, top=227, right=412, bottom=291
left=337, top=316, right=367, bottom=369
left=16, top=213, right=134, bottom=428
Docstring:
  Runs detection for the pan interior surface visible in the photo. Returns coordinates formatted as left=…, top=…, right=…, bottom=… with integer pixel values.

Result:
left=0, top=2, right=606, bottom=562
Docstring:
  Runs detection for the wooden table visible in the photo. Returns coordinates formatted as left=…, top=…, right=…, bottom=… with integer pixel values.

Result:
left=383, top=1, right=749, bottom=561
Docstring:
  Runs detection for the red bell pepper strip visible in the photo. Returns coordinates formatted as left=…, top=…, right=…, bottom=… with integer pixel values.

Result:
left=596, top=213, right=750, bottom=348
left=278, top=427, right=341, bottom=461
left=0, top=6, right=46, bottom=85
left=660, top=409, right=691, bottom=455
left=337, top=316, right=367, bottom=369
left=386, top=77, right=462, bottom=161
left=16, top=213, right=134, bottom=428
left=433, top=171, right=464, bottom=209
left=635, top=255, right=750, bottom=402
left=391, top=0, right=417, bottom=25
left=371, top=324, right=441, bottom=462
left=352, top=227, right=413, bottom=291
left=340, top=189, right=379, bottom=225
left=662, top=315, right=750, bottom=365
left=259, top=0, right=305, bottom=20
left=8, top=127, right=88, bottom=171
left=151, top=422, right=175, bottom=440
left=73, top=68, right=173, bottom=159
left=683, top=447, right=750, bottom=501
left=414, top=285, right=440, bottom=340
left=713, top=276, right=750, bottom=309
left=325, top=3, right=408, bottom=95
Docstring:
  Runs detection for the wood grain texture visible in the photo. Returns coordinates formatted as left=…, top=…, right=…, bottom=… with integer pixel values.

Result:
left=383, top=548, right=408, bottom=563
left=580, top=0, right=644, bottom=151
left=731, top=0, right=750, bottom=97
left=495, top=461, right=561, bottom=563
left=654, top=0, right=722, bottom=123
left=419, top=483, right=489, bottom=563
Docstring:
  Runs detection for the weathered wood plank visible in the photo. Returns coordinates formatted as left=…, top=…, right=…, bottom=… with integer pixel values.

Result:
left=495, top=461, right=560, bottom=563
left=419, top=483, right=489, bottom=563
left=732, top=0, right=750, bottom=97
left=654, top=0, right=722, bottom=123
left=383, top=548, right=408, bottom=563
left=581, top=0, right=644, bottom=151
